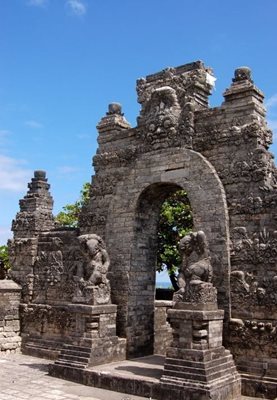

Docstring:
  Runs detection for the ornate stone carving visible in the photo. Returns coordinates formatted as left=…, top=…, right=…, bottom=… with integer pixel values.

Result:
left=72, top=234, right=111, bottom=305
left=215, top=146, right=276, bottom=187
left=32, top=238, right=65, bottom=303
left=78, top=212, right=107, bottom=230
left=90, top=173, right=121, bottom=197
left=137, top=63, right=214, bottom=150
left=231, top=227, right=277, bottom=266
left=173, top=231, right=217, bottom=306
left=20, top=304, right=74, bottom=334
left=93, top=146, right=137, bottom=169
left=228, top=318, right=277, bottom=357
left=231, top=269, right=277, bottom=309
left=195, top=118, right=272, bottom=152
left=138, top=86, right=181, bottom=146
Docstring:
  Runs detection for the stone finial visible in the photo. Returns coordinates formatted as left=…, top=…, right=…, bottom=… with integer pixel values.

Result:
left=11, top=170, right=54, bottom=238
left=97, top=103, right=131, bottom=134
left=27, top=170, right=50, bottom=193
left=34, top=170, right=46, bottom=180
left=107, top=103, right=124, bottom=116
left=223, top=65, right=265, bottom=115
left=233, top=66, right=253, bottom=83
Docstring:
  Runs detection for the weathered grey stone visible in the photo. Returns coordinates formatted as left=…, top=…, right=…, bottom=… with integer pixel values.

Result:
left=0, top=279, right=21, bottom=353
left=9, top=61, right=277, bottom=398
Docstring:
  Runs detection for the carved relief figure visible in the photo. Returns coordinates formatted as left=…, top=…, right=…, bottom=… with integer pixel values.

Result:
left=72, top=234, right=111, bottom=305
left=178, top=230, right=213, bottom=287
left=77, top=234, right=109, bottom=284
left=139, top=86, right=181, bottom=145
left=174, top=231, right=216, bottom=305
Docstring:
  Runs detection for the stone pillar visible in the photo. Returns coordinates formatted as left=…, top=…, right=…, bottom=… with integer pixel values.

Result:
left=11, top=170, right=54, bottom=239
left=0, top=280, right=22, bottom=353
left=79, top=103, right=131, bottom=237
left=160, top=231, right=241, bottom=400
left=161, top=294, right=241, bottom=399
left=9, top=170, right=54, bottom=303
left=223, top=66, right=265, bottom=118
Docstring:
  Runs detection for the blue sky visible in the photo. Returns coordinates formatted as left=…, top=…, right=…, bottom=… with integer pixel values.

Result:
left=1, top=0, right=277, bottom=246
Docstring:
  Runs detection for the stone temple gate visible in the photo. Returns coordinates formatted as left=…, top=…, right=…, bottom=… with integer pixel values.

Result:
left=6, top=61, right=277, bottom=399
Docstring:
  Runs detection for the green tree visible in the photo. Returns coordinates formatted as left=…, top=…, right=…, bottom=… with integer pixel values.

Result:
left=55, top=182, right=90, bottom=227
left=156, top=190, right=193, bottom=290
left=0, top=245, right=10, bottom=279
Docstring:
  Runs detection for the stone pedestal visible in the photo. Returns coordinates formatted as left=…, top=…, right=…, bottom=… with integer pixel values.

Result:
left=0, top=280, right=22, bottom=353
left=21, top=303, right=126, bottom=366
left=160, top=303, right=241, bottom=400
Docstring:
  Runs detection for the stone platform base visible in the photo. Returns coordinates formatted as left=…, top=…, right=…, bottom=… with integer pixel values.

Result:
left=241, top=373, right=277, bottom=400
left=49, top=355, right=243, bottom=400
left=160, top=349, right=241, bottom=400
left=236, top=358, right=277, bottom=399
left=20, top=302, right=126, bottom=366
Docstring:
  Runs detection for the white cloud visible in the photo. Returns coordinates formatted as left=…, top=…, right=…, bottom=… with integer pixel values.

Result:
left=66, top=0, right=87, bottom=16
left=266, top=94, right=277, bottom=111
left=265, top=94, right=277, bottom=141
left=27, top=0, right=48, bottom=7
left=0, top=155, right=32, bottom=192
left=57, top=165, right=80, bottom=174
left=24, top=120, right=44, bottom=129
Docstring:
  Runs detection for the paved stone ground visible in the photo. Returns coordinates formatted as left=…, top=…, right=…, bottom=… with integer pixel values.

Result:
left=0, top=354, right=148, bottom=400
left=0, top=353, right=262, bottom=400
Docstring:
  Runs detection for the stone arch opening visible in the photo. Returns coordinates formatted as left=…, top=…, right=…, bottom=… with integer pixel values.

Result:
left=156, top=188, right=193, bottom=292
left=129, top=182, right=184, bottom=357
left=105, top=148, right=231, bottom=358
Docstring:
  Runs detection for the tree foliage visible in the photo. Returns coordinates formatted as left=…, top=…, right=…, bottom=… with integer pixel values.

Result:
left=55, top=182, right=90, bottom=227
left=0, top=245, right=10, bottom=279
left=157, top=190, right=193, bottom=290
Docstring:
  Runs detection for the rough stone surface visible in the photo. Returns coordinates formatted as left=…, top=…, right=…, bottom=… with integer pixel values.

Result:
left=154, top=301, right=173, bottom=355
left=9, top=61, right=277, bottom=398
left=159, top=230, right=241, bottom=400
left=0, top=279, right=22, bottom=353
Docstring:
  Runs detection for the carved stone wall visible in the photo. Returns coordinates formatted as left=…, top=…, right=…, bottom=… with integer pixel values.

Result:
left=0, top=280, right=22, bottom=353
left=10, top=61, right=277, bottom=397
left=78, top=61, right=276, bottom=397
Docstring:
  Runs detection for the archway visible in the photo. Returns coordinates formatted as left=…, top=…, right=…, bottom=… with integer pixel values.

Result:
left=130, top=182, right=184, bottom=356
left=105, top=148, right=230, bottom=358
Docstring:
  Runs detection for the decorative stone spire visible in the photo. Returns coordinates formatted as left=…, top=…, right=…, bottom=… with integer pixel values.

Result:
left=97, top=103, right=131, bottom=134
left=11, top=170, right=54, bottom=239
left=223, top=66, right=265, bottom=116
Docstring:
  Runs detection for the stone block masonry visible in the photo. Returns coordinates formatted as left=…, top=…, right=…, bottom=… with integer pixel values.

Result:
left=0, top=279, right=22, bottom=353
left=9, top=60, right=277, bottom=398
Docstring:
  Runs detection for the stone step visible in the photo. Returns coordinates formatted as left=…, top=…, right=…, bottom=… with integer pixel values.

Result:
left=164, top=360, right=235, bottom=379
left=54, top=359, right=86, bottom=369
left=62, top=344, right=91, bottom=353
left=58, top=353, right=90, bottom=363
left=60, top=348, right=91, bottom=358
left=165, top=354, right=233, bottom=370
left=23, top=337, right=64, bottom=350
left=163, top=363, right=237, bottom=383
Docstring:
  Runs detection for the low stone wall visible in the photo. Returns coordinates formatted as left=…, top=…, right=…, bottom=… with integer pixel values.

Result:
left=154, top=300, right=173, bottom=355
left=0, top=280, right=22, bottom=353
